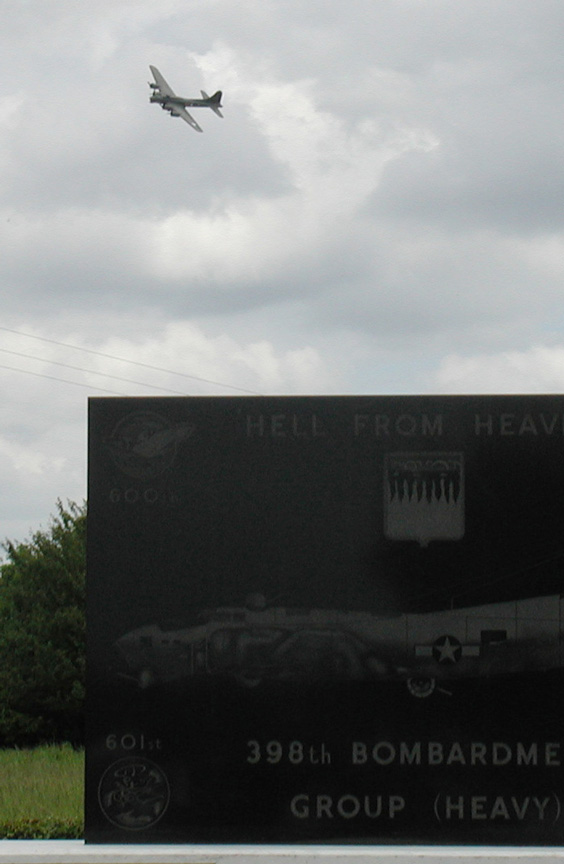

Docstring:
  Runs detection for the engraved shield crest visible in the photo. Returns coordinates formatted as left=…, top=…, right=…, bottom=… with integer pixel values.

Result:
left=384, top=452, right=465, bottom=546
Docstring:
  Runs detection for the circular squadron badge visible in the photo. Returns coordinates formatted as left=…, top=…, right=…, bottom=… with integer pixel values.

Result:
left=105, top=411, right=194, bottom=480
left=98, top=757, right=170, bottom=830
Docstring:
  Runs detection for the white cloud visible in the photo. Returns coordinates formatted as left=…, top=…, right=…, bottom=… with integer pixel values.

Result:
left=232, top=341, right=327, bottom=392
left=435, top=345, right=564, bottom=393
left=0, top=94, right=24, bottom=129
left=90, top=319, right=331, bottom=395
left=148, top=43, right=437, bottom=288
left=0, top=436, right=65, bottom=477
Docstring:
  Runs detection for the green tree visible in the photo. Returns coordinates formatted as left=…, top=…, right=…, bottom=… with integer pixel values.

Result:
left=0, top=500, right=85, bottom=745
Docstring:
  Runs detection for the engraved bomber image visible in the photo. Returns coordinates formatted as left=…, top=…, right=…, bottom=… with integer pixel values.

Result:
left=114, top=592, right=564, bottom=699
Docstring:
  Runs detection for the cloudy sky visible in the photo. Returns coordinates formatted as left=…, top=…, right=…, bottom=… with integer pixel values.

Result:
left=1, top=0, right=564, bottom=543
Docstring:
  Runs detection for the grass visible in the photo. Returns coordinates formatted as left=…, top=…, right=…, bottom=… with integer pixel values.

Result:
left=0, top=744, right=83, bottom=838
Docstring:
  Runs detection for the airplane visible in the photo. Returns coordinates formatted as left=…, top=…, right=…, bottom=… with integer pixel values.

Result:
left=148, top=65, right=223, bottom=132
left=114, top=591, right=564, bottom=699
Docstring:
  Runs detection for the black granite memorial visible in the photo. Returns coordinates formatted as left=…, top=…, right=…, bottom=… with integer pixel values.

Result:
left=86, top=395, right=564, bottom=844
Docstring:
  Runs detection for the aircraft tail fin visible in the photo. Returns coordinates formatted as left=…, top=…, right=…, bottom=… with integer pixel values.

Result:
left=201, top=89, right=224, bottom=117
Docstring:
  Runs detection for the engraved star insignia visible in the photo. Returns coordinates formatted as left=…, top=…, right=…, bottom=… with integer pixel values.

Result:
left=432, top=635, right=462, bottom=664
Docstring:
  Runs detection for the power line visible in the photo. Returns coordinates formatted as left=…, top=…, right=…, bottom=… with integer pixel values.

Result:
left=0, top=363, right=124, bottom=395
left=0, top=326, right=261, bottom=395
left=0, top=348, right=189, bottom=395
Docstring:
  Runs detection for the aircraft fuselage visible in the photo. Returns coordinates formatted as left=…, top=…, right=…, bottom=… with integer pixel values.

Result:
left=150, top=94, right=216, bottom=108
left=115, top=593, right=564, bottom=697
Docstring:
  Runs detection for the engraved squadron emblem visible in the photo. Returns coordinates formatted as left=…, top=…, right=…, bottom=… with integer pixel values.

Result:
left=98, top=757, right=170, bottom=830
left=105, top=411, right=194, bottom=479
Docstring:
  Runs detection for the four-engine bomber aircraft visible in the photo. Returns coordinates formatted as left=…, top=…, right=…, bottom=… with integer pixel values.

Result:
left=115, top=592, right=564, bottom=699
left=148, top=65, right=223, bottom=132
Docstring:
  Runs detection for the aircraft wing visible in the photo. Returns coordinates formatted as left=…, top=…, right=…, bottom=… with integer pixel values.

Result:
left=168, top=104, right=203, bottom=132
left=149, top=65, right=176, bottom=97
